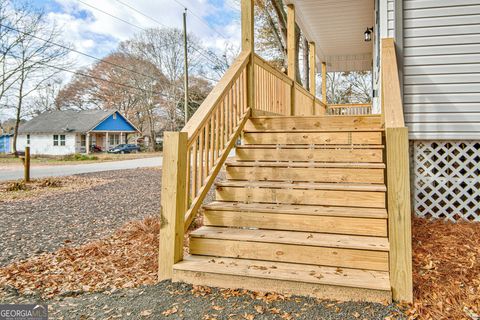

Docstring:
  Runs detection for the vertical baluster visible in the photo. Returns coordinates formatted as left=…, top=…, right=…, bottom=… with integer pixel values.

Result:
left=186, top=146, right=191, bottom=208
left=192, top=138, right=198, bottom=197
left=233, top=80, right=238, bottom=127
left=210, top=115, right=214, bottom=168
left=199, top=129, right=204, bottom=186
left=220, top=99, right=225, bottom=150
left=205, top=121, right=210, bottom=174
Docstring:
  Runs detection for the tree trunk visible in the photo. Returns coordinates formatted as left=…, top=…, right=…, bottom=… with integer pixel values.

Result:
left=13, top=67, right=25, bottom=157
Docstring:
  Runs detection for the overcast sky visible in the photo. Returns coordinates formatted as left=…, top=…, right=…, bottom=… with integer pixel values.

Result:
left=0, top=0, right=241, bottom=121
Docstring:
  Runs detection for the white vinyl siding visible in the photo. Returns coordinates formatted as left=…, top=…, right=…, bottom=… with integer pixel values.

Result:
left=17, top=133, right=77, bottom=155
left=403, top=0, right=480, bottom=139
left=387, top=0, right=395, bottom=37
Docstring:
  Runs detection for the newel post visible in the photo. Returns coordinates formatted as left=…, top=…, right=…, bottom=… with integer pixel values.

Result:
left=386, top=127, right=413, bottom=303
left=158, top=131, right=188, bottom=281
left=242, top=0, right=255, bottom=110
left=287, top=4, right=296, bottom=115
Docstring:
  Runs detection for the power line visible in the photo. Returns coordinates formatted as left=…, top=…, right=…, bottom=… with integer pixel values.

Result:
left=3, top=51, right=165, bottom=97
left=0, top=23, right=167, bottom=84
left=77, top=0, right=225, bottom=69
left=171, top=0, right=230, bottom=41
left=114, top=0, right=169, bottom=29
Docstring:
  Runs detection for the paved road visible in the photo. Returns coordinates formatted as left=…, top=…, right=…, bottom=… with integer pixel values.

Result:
left=0, top=156, right=162, bottom=181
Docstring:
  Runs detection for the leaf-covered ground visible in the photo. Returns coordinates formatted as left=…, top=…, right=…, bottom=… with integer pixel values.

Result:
left=1, top=168, right=478, bottom=319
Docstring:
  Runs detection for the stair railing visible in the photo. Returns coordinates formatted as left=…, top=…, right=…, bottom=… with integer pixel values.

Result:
left=326, top=103, right=372, bottom=115
left=159, top=50, right=252, bottom=280
left=159, top=49, right=325, bottom=281
left=254, top=54, right=326, bottom=116
left=381, top=38, right=413, bottom=303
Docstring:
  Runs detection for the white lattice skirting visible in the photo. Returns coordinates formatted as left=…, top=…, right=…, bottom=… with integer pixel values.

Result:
left=411, top=141, right=480, bottom=222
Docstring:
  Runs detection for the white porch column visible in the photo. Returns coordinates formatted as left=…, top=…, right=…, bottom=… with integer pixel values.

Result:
left=105, top=132, right=109, bottom=151
left=86, top=133, right=90, bottom=154
left=120, top=132, right=125, bottom=144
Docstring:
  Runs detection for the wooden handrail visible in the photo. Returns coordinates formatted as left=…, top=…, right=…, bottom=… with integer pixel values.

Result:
left=381, top=38, right=404, bottom=128
left=380, top=38, right=413, bottom=303
left=182, top=50, right=251, bottom=140
left=328, top=103, right=372, bottom=108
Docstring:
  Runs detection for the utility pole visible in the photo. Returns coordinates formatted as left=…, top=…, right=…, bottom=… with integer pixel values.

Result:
left=183, top=8, right=189, bottom=126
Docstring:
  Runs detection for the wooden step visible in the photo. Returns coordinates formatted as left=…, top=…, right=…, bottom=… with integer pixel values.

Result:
left=235, top=145, right=384, bottom=162
left=189, top=227, right=389, bottom=271
left=216, top=182, right=386, bottom=208
left=243, top=131, right=382, bottom=145
left=203, top=201, right=388, bottom=219
left=245, top=116, right=383, bottom=132
left=225, top=162, right=384, bottom=184
left=173, top=255, right=392, bottom=302
left=203, top=208, right=387, bottom=236
left=216, top=180, right=386, bottom=191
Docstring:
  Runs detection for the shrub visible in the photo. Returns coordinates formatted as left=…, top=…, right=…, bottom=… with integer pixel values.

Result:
left=63, top=154, right=98, bottom=161
left=6, top=181, right=28, bottom=192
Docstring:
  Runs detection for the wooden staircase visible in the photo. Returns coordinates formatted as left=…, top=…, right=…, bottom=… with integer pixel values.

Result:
left=172, top=115, right=393, bottom=302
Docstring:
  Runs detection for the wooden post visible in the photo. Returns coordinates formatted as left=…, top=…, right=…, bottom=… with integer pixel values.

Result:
left=241, top=0, right=254, bottom=110
left=309, top=42, right=316, bottom=97
left=158, top=131, right=188, bottom=280
left=287, top=4, right=296, bottom=115
left=386, top=127, right=413, bottom=303
left=105, top=132, right=109, bottom=151
left=321, top=61, right=327, bottom=104
left=86, top=133, right=90, bottom=154
left=24, top=146, right=30, bottom=182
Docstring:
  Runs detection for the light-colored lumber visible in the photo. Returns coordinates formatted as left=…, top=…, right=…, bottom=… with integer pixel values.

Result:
left=184, top=109, right=251, bottom=231
left=322, top=61, right=327, bottom=104
left=309, top=42, right=316, bottom=97
left=243, top=131, right=382, bottom=145
left=235, top=146, right=383, bottom=162
left=226, top=166, right=384, bottom=184
left=158, top=132, right=188, bottom=280
left=190, top=238, right=389, bottom=271
left=217, top=180, right=386, bottom=192
left=381, top=38, right=404, bottom=128
left=203, top=210, right=387, bottom=236
left=173, top=256, right=392, bottom=302
left=287, top=4, right=296, bottom=80
left=216, top=186, right=386, bottom=208
left=386, top=127, right=413, bottom=303
left=245, top=116, right=383, bottom=132
left=203, top=201, right=388, bottom=219
left=175, top=255, right=391, bottom=291
left=226, top=161, right=385, bottom=169
left=191, top=227, right=389, bottom=251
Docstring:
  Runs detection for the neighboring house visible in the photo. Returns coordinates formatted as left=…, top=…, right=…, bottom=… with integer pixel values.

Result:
left=17, top=110, right=139, bottom=155
left=0, top=133, right=13, bottom=154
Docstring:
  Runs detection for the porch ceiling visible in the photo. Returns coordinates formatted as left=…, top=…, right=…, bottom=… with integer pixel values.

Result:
left=287, top=0, right=374, bottom=72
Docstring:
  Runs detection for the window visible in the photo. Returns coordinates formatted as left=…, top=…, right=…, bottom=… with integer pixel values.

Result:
left=53, top=134, right=66, bottom=146
left=109, top=134, right=120, bottom=146
left=113, top=113, right=117, bottom=120
left=80, top=135, right=86, bottom=147
left=27, top=134, right=30, bottom=145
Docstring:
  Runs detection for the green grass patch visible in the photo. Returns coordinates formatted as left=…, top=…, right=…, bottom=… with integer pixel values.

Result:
left=62, top=153, right=99, bottom=161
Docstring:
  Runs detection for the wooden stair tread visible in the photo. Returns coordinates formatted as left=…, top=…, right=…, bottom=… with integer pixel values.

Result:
left=190, top=226, right=389, bottom=251
left=203, top=201, right=388, bottom=219
left=226, top=161, right=385, bottom=169
left=174, top=255, right=391, bottom=291
left=216, top=180, right=387, bottom=192
left=236, top=144, right=385, bottom=149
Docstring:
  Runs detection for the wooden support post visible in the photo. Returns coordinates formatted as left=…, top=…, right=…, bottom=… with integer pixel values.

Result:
left=24, top=146, right=30, bottom=182
left=287, top=4, right=296, bottom=115
left=321, top=61, right=327, bottom=104
left=386, top=127, right=413, bottom=303
left=105, top=132, right=109, bottom=151
left=241, top=0, right=254, bottom=110
left=309, top=42, right=316, bottom=97
left=158, top=131, right=188, bottom=281
left=86, top=133, right=90, bottom=154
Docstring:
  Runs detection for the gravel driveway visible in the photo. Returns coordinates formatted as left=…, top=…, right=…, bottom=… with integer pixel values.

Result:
left=0, top=281, right=406, bottom=320
left=0, top=168, right=161, bottom=266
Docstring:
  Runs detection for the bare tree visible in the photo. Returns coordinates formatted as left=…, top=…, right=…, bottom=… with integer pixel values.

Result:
left=0, top=4, right=70, bottom=155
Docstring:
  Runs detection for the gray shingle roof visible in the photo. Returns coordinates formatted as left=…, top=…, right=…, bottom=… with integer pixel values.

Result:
left=18, top=110, right=116, bottom=134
